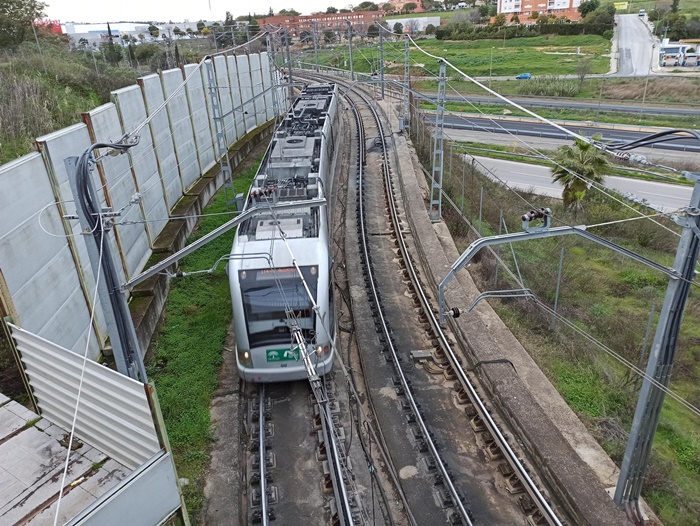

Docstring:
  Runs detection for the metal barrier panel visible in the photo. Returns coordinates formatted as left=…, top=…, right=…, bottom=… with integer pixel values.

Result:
left=84, top=103, right=152, bottom=278
left=184, top=64, right=216, bottom=175
left=249, top=54, right=264, bottom=130
left=161, top=68, right=201, bottom=191
left=66, top=451, right=181, bottom=526
left=0, top=154, right=100, bottom=359
left=139, top=73, right=184, bottom=211
left=111, top=85, right=170, bottom=240
left=36, top=124, right=112, bottom=344
left=214, top=55, right=237, bottom=146
left=9, top=324, right=160, bottom=469
left=237, top=55, right=256, bottom=134
left=226, top=55, right=245, bottom=140
left=260, top=52, right=276, bottom=121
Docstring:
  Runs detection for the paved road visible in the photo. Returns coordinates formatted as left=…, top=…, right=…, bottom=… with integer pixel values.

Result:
left=617, top=14, right=655, bottom=76
left=472, top=155, right=693, bottom=212
left=422, top=93, right=700, bottom=117
left=439, top=115, right=700, bottom=153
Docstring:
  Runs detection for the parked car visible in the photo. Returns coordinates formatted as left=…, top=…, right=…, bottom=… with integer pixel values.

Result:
left=515, top=73, right=532, bottom=79
left=639, top=9, right=646, bottom=16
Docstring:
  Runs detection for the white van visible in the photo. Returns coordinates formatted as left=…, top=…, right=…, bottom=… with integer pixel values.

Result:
left=639, top=9, right=646, bottom=17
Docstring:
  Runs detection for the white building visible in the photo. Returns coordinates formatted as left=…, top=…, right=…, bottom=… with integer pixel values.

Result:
left=498, top=0, right=581, bottom=17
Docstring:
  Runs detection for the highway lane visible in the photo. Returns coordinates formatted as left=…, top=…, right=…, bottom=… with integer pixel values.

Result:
left=617, top=14, right=655, bottom=77
left=438, top=114, right=700, bottom=153
left=425, top=94, right=700, bottom=117
left=472, top=155, right=693, bottom=212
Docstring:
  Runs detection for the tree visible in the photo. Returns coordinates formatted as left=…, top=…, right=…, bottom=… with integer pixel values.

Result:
left=529, top=11, right=539, bottom=20
left=278, top=8, right=300, bottom=16
left=404, top=2, right=418, bottom=13
left=367, top=24, right=379, bottom=38
left=78, top=37, right=89, bottom=48
left=173, top=27, right=182, bottom=37
left=268, top=6, right=274, bottom=15
left=186, top=27, right=193, bottom=37
left=196, top=20, right=206, bottom=31
left=510, top=14, right=520, bottom=24
left=405, top=19, right=420, bottom=33
left=393, top=22, right=403, bottom=34
left=493, top=13, right=507, bottom=26
left=576, top=56, right=592, bottom=88
left=671, top=0, right=680, bottom=13
left=354, top=1, right=379, bottom=11
left=340, top=9, right=351, bottom=13
left=326, top=6, right=338, bottom=13
left=551, top=136, right=609, bottom=212
left=148, top=24, right=160, bottom=38
left=383, top=3, right=396, bottom=13
left=323, top=29, right=335, bottom=42
left=578, top=0, right=600, bottom=17
left=0, top=0, right=46, bottom=48
left=425, top=23, right=436, bottom=35
left=249, top=16, right=261, bottom=36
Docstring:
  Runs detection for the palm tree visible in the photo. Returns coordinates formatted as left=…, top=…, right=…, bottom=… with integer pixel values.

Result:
left=551, top=135, right=609, bottom=213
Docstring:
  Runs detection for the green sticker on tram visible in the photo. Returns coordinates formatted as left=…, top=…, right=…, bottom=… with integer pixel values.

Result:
left=266, top=348, right=298, bottom=362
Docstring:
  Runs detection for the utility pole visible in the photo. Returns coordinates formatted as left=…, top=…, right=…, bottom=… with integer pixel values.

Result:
left=313, top=21, right=320, bottom=72
left=614, top=172, right=700, bottom=521
left=64, top=156, right=147, bottom=382
left=379, top=24, right=385, bottom=99
left=204, top=59, right=236, bottom=210
left=429, top=61, right=446, bottom=222
left=246, top=23, right=252, bottom=54
left=266, top=31, right=281, bottom=119
left=284, top=28, right=294, bottom=108
left=402, top=35, right=410, bottom=131
left=346, top=20, right=354, bottom=81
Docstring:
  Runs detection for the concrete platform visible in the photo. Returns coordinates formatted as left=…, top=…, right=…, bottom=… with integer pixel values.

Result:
left=0, top=394, right=130, bottom=524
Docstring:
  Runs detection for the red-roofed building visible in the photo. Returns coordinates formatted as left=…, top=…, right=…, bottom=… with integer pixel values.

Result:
left=259, top=11, right=385, bottom=38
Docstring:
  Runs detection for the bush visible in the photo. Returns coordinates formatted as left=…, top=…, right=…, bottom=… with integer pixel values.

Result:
left=516, top=75, right=580, bottom=96
left=602, top=29, right=613, bottom=39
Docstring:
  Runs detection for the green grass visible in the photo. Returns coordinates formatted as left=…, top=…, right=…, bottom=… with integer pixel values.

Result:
left=624, top=0, right=700, bottom=17
left=148, top=155, right=261, bottom=521
left=384, top=10, right=458, bottom=21
left=313, top=34, right=611, bottom=77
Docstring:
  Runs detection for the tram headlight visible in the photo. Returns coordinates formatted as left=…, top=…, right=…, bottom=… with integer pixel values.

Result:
left=315, top=344, right=330, bottom=357
left=237, top=348, right=253, bottom=368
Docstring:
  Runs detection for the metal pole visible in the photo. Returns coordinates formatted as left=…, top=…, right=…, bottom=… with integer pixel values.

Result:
left=461, top=158, right=465, bottom=213
left=403, top=35, right=410, bottom=130
left=31, top=21, right=47, bottom=74
left=346, top=21, right=354, bottom=81
left=379, top=25, right=385, bottom=99
left=494, top=210, right=503, bottom=286
left=551, top=246, right=565, bottom=328
left=615, top=174, right=700, bottom=518
left=633, top=304, right=656, bottom=393
left=284, top=29, right=293, bottom=108
left=489, top=47, right=493, bottom=89
left=478, top=186, right=483, bottom=235
left=65, top=157, right=147, bottom=382
left=247, top=24, right=252, bottom=54
left=313, top=21, right=320, bottom=72
left=429, top=61, right=447, bottom=222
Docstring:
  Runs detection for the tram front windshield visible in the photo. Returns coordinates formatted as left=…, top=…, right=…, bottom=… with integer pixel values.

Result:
left=239, top=267, right=318, bottom=347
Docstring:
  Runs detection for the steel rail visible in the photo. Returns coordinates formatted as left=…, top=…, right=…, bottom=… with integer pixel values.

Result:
left=258, top=385, right=270, bottom=526
left=344, top=86, right=474, bottom=524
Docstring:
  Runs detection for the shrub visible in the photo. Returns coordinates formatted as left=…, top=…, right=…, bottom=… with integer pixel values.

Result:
left=516, top=75, right=580, bottom=97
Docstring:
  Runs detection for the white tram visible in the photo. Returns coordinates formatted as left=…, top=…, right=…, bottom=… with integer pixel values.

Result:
left=229, top=84, right=339, bottom=382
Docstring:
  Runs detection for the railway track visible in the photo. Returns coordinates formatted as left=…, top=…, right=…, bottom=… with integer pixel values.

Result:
left=247, top=379, right=369, bottom=525
left=298, top=71, right=567, bottom=525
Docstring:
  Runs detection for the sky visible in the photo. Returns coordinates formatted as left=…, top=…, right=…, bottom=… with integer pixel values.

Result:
left=44, top=0, right=353, bottom=24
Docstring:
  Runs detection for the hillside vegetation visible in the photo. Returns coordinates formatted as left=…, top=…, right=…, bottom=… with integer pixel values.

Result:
left=0, top=34, right=139, bottom=164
